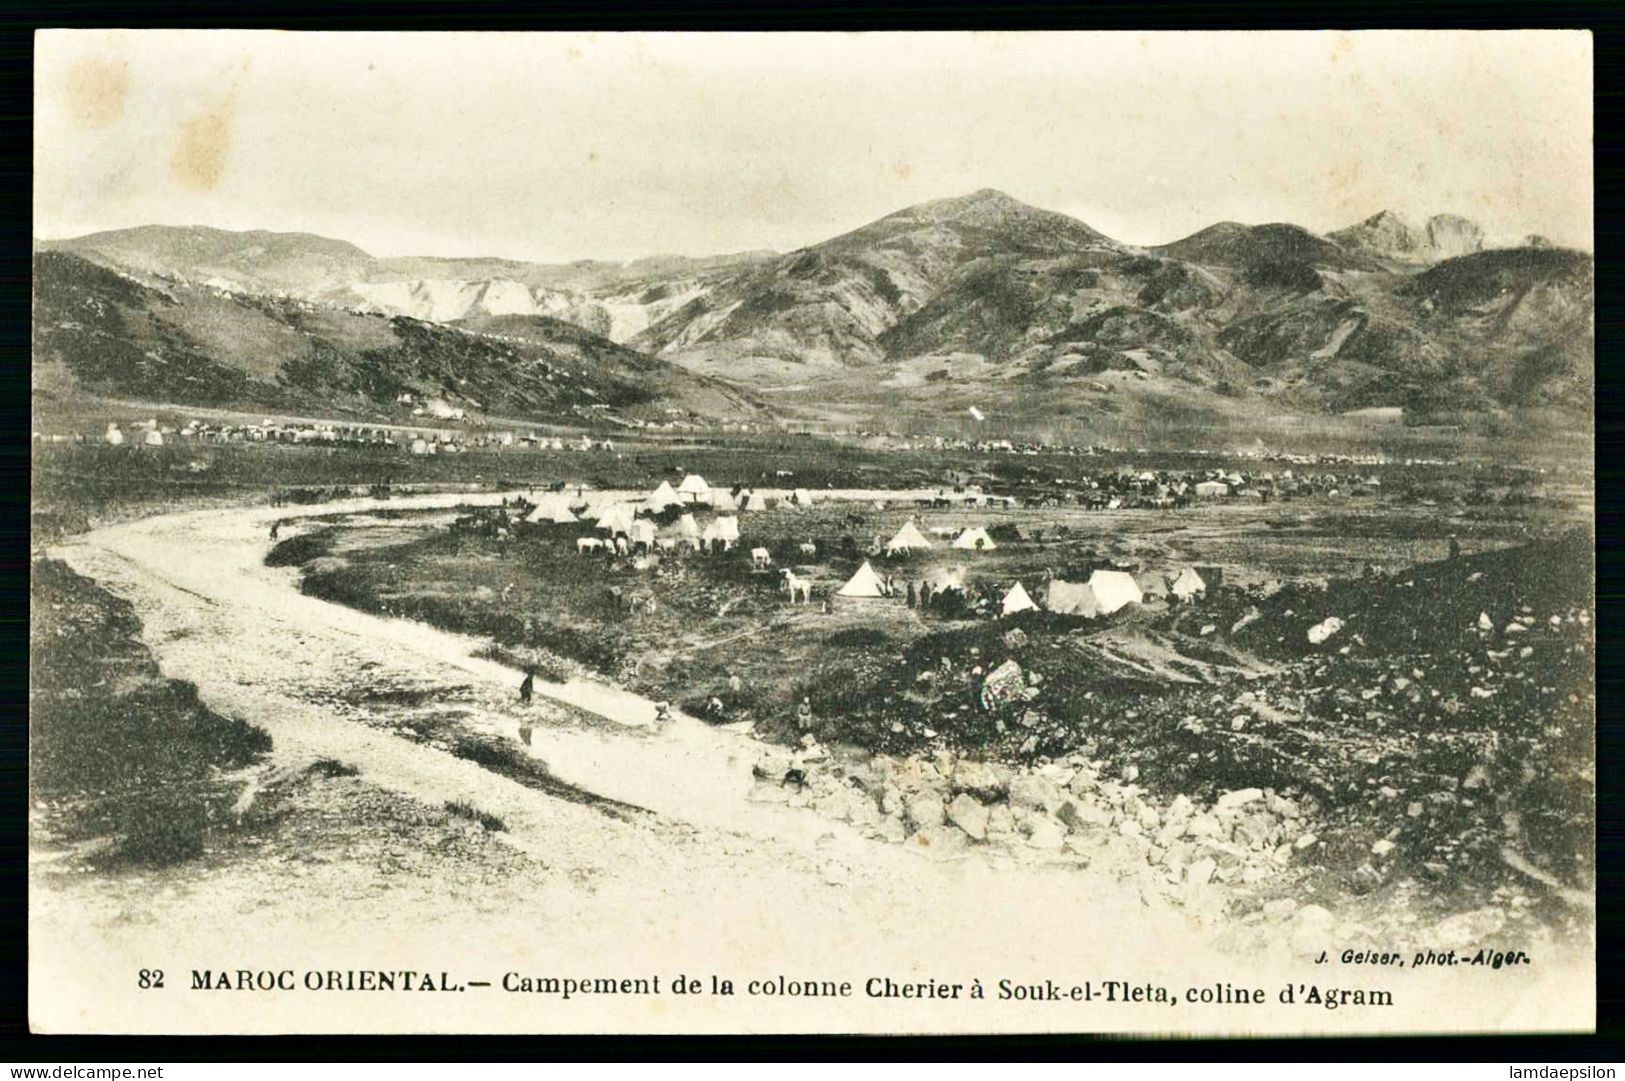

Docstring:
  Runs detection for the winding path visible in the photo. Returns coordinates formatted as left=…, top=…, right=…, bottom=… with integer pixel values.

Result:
left=38, top=491, right=1570, bottom=1035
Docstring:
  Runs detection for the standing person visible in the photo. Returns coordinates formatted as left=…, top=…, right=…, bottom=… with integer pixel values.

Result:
left=519, top=668, right=534, bottom=705
left=729, top=672, right=743, bottom=696
left=796, top=696, right=814, bottom=733
left=269, top=520, right=281, bottom=541
left=1449, top=534, right=1462, bottom=561
left=906, top=580, right=917, bottom=608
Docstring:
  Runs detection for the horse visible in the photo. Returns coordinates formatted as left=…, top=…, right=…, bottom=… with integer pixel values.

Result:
left=577, top=537, right=604, bottom=554
left=798, top=542, right=817, bottom=557
left=780, top=568, right=812, bottom=604
left=751, top=547, right=772, bottom=569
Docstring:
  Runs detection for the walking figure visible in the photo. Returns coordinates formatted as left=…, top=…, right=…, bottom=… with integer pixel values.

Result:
left=519, top=668, right=534, bottom=704
left=269, top=520, right=281, bottom=541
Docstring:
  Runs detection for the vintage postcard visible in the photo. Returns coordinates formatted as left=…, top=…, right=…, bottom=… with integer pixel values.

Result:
left=29, top=29, right=1594, bottom=1035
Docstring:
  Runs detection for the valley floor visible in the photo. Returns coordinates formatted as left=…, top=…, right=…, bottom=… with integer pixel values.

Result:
left=31, top=490, right=1594, bottom=1035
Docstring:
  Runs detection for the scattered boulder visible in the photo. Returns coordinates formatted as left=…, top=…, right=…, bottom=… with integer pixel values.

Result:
left=951, top=760, right=1009, bottom=802
left=905, top=793, right=947, bottom=830
left=1008, top=774, right=1065, bottom=812
left=947, top=793, right=990, bottom=840
left=1216, top=787, right=1265, bottom=812
left=1308, top=617, right=1345, bottom=645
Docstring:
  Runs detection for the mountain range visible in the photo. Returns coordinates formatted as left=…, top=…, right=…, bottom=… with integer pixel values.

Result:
left=35, top=190, right=1593, bottom=428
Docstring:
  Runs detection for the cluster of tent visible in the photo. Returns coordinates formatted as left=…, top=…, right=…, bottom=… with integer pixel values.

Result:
left=833, top=562, right=1207, bottom=618
left=884, top=519, right=997, bottom=556
left=523, top=477, right=749, bottom=552
left=526, top=473, right=824, bottom=537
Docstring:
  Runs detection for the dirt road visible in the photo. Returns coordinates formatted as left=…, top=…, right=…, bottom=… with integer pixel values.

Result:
left=34, top=493, right=1587, bottom=1035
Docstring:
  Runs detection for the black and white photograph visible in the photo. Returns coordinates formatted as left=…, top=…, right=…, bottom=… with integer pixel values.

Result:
left=28, top=29, right=1595, bottom=1036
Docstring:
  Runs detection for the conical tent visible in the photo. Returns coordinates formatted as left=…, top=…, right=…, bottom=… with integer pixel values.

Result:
left=701, top=516, right=740, bottom=548
left=1086, top=570, right=1143, bottom=614
left=1001, top=581, right=1037, bottom=615
left=644, top=480, right=681, bottom=513
left=710, top=490, right=739, bottom=513
left=596, top=504, right=637, bottom=537
left=677, top=474, right=710, bottom=501
left=952, top=526, right=997, bottom=551
left=1169, top=567, right=1206, bottom=601
left=837, top=561, right=887, bottom=598
left=629, top=520, right=657, bottom=547
left=885, top=521, right=933, bottom=554
left=791, top=488, right=815, bottom=506
left=1136, top=571, right=1170, bottom=599
left=743, top=492, right=771, bottom=512
left=675, top=513, right=701, bottom=538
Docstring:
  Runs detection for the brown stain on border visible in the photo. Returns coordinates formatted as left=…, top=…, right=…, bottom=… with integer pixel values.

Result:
left=170, top=62, right=249, bottom=192
left=63, top=56, right=129, bottom=129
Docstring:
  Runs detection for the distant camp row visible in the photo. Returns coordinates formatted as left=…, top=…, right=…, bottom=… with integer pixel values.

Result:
left=834, top=562, right=1207, bottom=616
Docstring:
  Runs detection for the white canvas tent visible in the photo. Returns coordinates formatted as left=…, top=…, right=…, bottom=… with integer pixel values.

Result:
left=643, top=480, right=681, bottom=514
left=629, top=520, right=657, bottom=548
left=1044, top=579, right=1101, bottom=617
left=1195, top=480, right=1230, bottom=499
left=1136, top=571, right=1170, bottom=599
left=837, top=561, right=887, bottom=598
left=526, top=495, right=578, bottom=524
left=1169, top=567, right=1207, bottom=601
left=791, top=488, right=815, bottom=507
left=675, top=513, right=702, bottom=539
left=1087, top=570, right=1143, bottom=615
left=1001, top=581, right=1037, bottom=615
left=596, top=504, right=637, bottom=537
left=701, top=516, right=740, bottom=549
left=742, top=491, right=770, bottom=512
left=710, top=490, right=739, bottom=513
left=885, top=520, right=933, bottom=555
left=952, top=526, right=997, bottom=551
left=677, top=474, right=711, bottom=503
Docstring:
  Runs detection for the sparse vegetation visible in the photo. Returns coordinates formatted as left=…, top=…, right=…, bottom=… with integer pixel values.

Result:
left=30, top=558, right=273, bottom=868
left=444, top=800, right=507, bottom=832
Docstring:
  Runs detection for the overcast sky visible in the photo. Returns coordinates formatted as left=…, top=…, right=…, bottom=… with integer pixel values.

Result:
left=35, top=30, right=1593, bottom=262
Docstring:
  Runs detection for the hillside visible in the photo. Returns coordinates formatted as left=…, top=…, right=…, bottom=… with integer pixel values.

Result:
left=627, top=189, right=1126, bottom=377
left=1152, top=221, right=1375, bottom=274
left=40, top=225, right=376, bottom=295
left=1329, top=210, right=1485, bottom=266
left=36, top=195, right=1593, bottom=427
left=31, top=252, right=767, bottom=424
left=41, top=225, right=778, bottom=345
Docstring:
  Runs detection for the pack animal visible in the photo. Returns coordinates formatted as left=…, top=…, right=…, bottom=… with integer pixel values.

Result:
left=780, top=568, right=813, bottom=604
